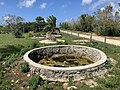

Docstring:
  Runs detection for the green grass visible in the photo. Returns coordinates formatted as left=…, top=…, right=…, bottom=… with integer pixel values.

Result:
left=0, top=32, right=120, bottom=90
left=61, top=33, right=88, bottom=44
left=62, top=33, right=120, bottom=90
left=0, top=33, right=40, bottom=47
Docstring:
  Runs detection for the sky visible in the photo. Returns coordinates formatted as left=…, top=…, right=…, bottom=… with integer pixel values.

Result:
left=0, top=0, right=120, bottom=24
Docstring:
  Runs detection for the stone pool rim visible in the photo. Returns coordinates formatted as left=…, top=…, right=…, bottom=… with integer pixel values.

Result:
left=23, top=45, right=107, bottom=71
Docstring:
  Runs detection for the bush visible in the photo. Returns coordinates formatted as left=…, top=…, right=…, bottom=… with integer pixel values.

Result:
left=15, top=44, right=24, bottom=52
left=5, top=53, right=19, bottom=65
left=56, top=39, right=66, bottom=45
left=28, top=32, right=34, bottom=37
left=27, top=41, right=39, bottom=49
left=20, top=62, right=30, bottom=73
left=19, top=48, right=29, bottom=56
left=14, top=29, right=23, bottom=38
left=28, top=75, right=43, bottom=90
left=93, top=20, right=120, bottom=36
left=68, top=75, right=74, bottom=86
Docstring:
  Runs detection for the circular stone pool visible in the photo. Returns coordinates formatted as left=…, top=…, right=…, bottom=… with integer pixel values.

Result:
left=23, top=45, right=107, bottom=82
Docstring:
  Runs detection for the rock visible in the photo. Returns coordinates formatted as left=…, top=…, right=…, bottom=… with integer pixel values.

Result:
left=2, top=71, right=6, bottom=73
left=21, top=87, right=24, bottom=89
left=83, top=79, right=97, bottom=88
left=63, top=83, right=69, bottom=90
left=14, top=73, right=16, bottom=75
left=36, top=72, right=39, bottom=75
left=67, top=86, right=78, bottom=90
left=109, top=58, right=117, bottom=66
left=11, top=80, right=14, bottom=83
left=27, top=86, right=30, bottom=89
left=27, top=74, right=30, bottom=77
left=3, top=62, right=5, bottom=65
left=90, top=85, right=94, bottom=88
left=107, top=74, right=115, bottom=77
left=11, top=84, right=14, bottom=86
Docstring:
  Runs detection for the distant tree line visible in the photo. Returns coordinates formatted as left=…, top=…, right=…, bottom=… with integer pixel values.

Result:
left=60, top=4, right=120, bottom=36
left=0, top=15, right=58, bottom=38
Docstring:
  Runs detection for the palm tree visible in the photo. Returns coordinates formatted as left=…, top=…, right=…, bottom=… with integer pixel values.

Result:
left=46, top=15, right=57, bottom=33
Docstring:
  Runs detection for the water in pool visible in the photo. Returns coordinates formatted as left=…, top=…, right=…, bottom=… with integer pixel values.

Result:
left=39, top=54, right=94, bottom=67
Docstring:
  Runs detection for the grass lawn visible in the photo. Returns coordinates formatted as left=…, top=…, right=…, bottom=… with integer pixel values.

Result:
left=0, top=32, right=120, bottom=90
left=0, top=33, right=41, bottom=47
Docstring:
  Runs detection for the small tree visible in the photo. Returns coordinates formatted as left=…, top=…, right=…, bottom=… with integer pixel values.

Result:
left=59, top=22, right=71, bottom=30
left=2, top=14, right=24, bottom=37
left=46, top=15, right=57, bottom=33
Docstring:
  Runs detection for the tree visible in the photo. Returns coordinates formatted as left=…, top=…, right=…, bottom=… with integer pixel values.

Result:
left=59, top=22, right=71, bottom=30
left=93, top=5, right=120, bottom=36
left=78, top=14, right=94, bottom=32
left=115, top=11, right=120, bottom=21
left=94, top=5, right=113, bottom=21
left=2, top=14, right=24, bottom=34
left=46, top=15, right=57, bottom=33
left=35, top=16, right=46, bottom=32
left=36, top=16, right=44, bottom=23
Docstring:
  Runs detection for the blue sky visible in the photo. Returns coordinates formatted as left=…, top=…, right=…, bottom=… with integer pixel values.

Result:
left=0, top=0, right=120, bottom=24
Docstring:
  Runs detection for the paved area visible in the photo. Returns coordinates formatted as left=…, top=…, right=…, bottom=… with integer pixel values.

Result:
left=61, top=30, right=120, bottom=46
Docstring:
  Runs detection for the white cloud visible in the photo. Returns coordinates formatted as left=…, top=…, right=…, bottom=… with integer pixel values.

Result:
left=82, top=0, right=92, bottom=5
left=90, top=0, right=120, bottom=10
left=90, top=0, right=120, bottom=15
left=18, top=0, right=36, bottom=8
left=90, top=0, right=107, bottom=9
left=0, top=2, right=5, bottom=6
left=39, top=2, right=47, bottom=9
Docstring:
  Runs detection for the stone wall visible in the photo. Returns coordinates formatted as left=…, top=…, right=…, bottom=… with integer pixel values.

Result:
left=24, top=45, right=107, bottom=82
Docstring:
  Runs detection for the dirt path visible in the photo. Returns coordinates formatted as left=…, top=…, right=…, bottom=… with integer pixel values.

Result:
left=61, top=30, right=120, bottom=46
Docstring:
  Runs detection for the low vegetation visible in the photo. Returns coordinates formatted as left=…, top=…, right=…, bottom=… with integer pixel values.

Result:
left=0, top=32, right=120, bottom=90
left=20, top=62, right=30, bottom=73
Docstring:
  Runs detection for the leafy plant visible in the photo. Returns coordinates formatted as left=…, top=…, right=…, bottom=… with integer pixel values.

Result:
left=56, top=39, right=66, bottom=45
left=20, top=62, right=30, bottom=73
left=28, top=32, right=34, bottom=37
left=28, top=75, right=43, bottom=90
left=14, top=29, right=23, bottom=38
left=5, top=53, right=18, bottom=65
left=68, top=75, right=74, bottom=86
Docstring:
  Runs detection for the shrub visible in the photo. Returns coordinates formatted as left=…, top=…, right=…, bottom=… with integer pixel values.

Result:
left=28, top=32, right=34, bottom=37
left=20, top=62, right=30, bottom=73
left=68, top=75, right=74, bottom=86
left=93, top=20, right=120, bottom=36
left=15, top=44, right=24, bottom=52
left=5, top=53, right=18, bottom=65
left=56, top=39, right=66, bottom=45
left=41, top=80, right=50, bottom=90
left=28, top=75, right=43, bottom=90
left=19, top=48, right=29, bottom=56
left=28, top=41, right=39, bottom=49
left=14, top=29, right=23, bottom=38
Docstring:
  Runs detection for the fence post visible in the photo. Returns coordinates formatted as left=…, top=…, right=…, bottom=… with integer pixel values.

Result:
left=90, top=32, right=92, bottom=43
left=104, top=37, right=107, bottom=48
left=78, top=32, right=79, bottom=37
